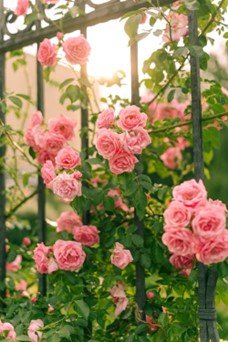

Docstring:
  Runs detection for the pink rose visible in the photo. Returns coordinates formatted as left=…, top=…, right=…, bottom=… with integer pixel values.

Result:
left=37, top=149, right=55, bottom=165
left=118, top=105, right=147, bottom=130
left=146, top=316, right=159, bottom=332
left=96, top=109, right=115, bottom=129
left=6, top=255, right=22, bottom=272
left=149, top=100, right=186, bottom=122
left=109, top=150, right=138, bottom=175
left=172, top=179, right=207, bottom=210
left=22, top=237, right=31, bottom=246
left=57, top=210, right=82, bottom=233
left=50, top=172, right=82, bottom=202
left=162, top=228, right=196, bottom=256
left=30, top=111, right=43, bottom=127
left=96, top=129, right=122, bottom=159
left=176, top=137, right=189, bottom=150
left=147, top=291, right=155, bottom=299
left=73, top=225, right=100, bottom=246
left=48, top=115, right=76, bottom=141
left=160, top=147, right=182, bottom=169
left=164, top=201, right=191, bottom=228
left=53, top=240, right=86, bottom=271
left=33, top=243, right=58, bottom=274
left=14, top=0, right=29, bottom=16
left=55, top=146, right=81, bottom=169
left=192, top=203, right=226, bottom=238
left=169, top=254, right=194, bottom=270
left=110, top=282, right=128, bottom=316
left=63, top=35, right=91, bottom=65
left=207, top=198, right=227, bottom=213
left=15, top=280, right=27, bottom=292
left=0, top=321, right=17, bottom=340
left=163, top=13, right=188, bottom=43
left=122, top=127, right=151, bottom=154
left=43, top=132, right=65, bottom=155
left=111, top=242, right=133, bottom=269
left=37, top=39, right=57, bottom=67
left=28, top=319, right=44, bottom=342
left=196, top=231, right=228, bottom=265
left=41, top=160, right=56, bottom=186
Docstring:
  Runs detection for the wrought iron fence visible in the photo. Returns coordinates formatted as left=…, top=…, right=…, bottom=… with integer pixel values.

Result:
left=0, top=1, right=220, bottom=341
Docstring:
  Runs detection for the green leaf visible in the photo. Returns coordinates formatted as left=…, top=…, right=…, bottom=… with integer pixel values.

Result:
left=59, top=78, right=74, bottom=89
left=132, top=234, right=144, bottom=248
left=75, top=300, right=90, bottom=320
left=8, top=96, right=22, bottom=108
left=167, top=89, right=176, bottom=103
left=124, top=14, right=141, bottom=40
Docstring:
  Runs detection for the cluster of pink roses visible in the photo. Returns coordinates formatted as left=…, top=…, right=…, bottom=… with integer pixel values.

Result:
left=34, top=240, right=86, bottom=274
left=56, top=210, right=100, bottom=247
left=25, top=111, right=82, bottom=202
left=162, top=179, right=228, bottom=274
left=95, top=106, right=151, bottom=174
left=37, top=33, right=90, bottom=67
left=163, top=11, right=188, bottom=43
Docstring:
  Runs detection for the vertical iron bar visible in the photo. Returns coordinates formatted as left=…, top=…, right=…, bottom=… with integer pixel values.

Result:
left=0, top=0, right=6, bottom=300
left=36, top=3, right=46, bottom=295
left=188, top=10, right=219, bottom=342
left=130, top=42, right=146, bottom=320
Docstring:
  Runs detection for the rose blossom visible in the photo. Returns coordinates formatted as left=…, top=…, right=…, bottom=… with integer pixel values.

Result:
left=148, top=100, right=186, bottom=123
left=31, top=111, right=43, bottom=127
left=110, top=282, right=128, bottom=316
left=28, top=319, right=44, bottom=342
left=43, top=132, right=65, bottom=155
left=63, top=35, right=91, bottom=65
left=6, top=255, right=22, bottom=272
left=55, top=146, right=81, bottom=169
left=33, top=243, right=58, bottom=274
left=48, top=115, right=76, bottom=141
left=192, top=203, right=226, bottom=238
left=163, top=12, right=188, bottom=43
left=15, top=280, right=27, bottom=292
left=169, top=254, right=194, bottom=270
left=41, top=160, right=56, bottom=186
left=0, top=321, right=17, bottom=340
left=14, top=0, right=29, bottom=16
left=37, top=39, right=57, bottom=67
left=162, top=228, right=196, bottom=256
left=50, top=172, right=82, bottom=202
left=122, top=127, right=151, bottom=154
left=172, top=179, right=207, bottom=210
left=53, top=240, right=86, bottom=271
left=22, top=237, right=31, bottom=246
left=164, top=201, right=191, bottom=228
left=196, top=231, right=228, bottom=265
left=96, top=129, right=122, bottom=159
left=73, top=225, right=100, bottom=246
left=160, top=147, right=182, bottom=169
left=207, top=198, right=227, bottom=213
left=111, top=242, right=133, bottom=269
left=37, top=149, right=55, bottom=165
left=107, top=188, right=133, bottom=213
left=147, top=291, right=155, bottom=299
left=146, top=316, right=159, bottom=332
left=118, top=105, right=147, bottom=130
left=97, top=109, right=115, bottom=129
left=109, top=150, right=138, bottom=175
left=57, top=210, right=82, bottom=233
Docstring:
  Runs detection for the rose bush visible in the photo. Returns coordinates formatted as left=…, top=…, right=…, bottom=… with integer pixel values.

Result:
left=1, top=0, right=228, bottom=341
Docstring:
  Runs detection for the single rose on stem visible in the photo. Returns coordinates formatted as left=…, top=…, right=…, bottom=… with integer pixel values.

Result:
left=28, top=320, right=44, bottom=342
left=37, top=39, right=57, bottom=67
left=0, top=321, right=17, bottom=340
left=53, top=240, right=86, bottom=271
left=63, top=35, right=91, bottom=65
left=111, top=242, right=133, bottom=269
left=110, top=282, right=128, bottom=316
left=73, top=225, right=100, bottom=246
left=57, top=210, right=82, bottom=234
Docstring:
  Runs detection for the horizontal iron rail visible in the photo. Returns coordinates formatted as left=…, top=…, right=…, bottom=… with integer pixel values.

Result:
left=0, top=0, right=175, bottom=53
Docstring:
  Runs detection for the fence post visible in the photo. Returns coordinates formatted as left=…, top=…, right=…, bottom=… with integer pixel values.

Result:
left=130, top=42, right=146, bottom=320
left=188, top=10, right=219, bottom=342
left=0, top=0, right=6, bottom=301
left=36, top=1, right=47, bottom=296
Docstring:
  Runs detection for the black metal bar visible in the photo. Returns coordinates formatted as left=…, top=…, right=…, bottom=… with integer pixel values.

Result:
left=188, top=10, right=219, bottom=342
left=0, top=0, right=6, bottom=301
left=36, top=8, right=47, bottom=294
left=0, top=0, right=175, bottom=53
left=130, top=42, right=146, bottom=320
